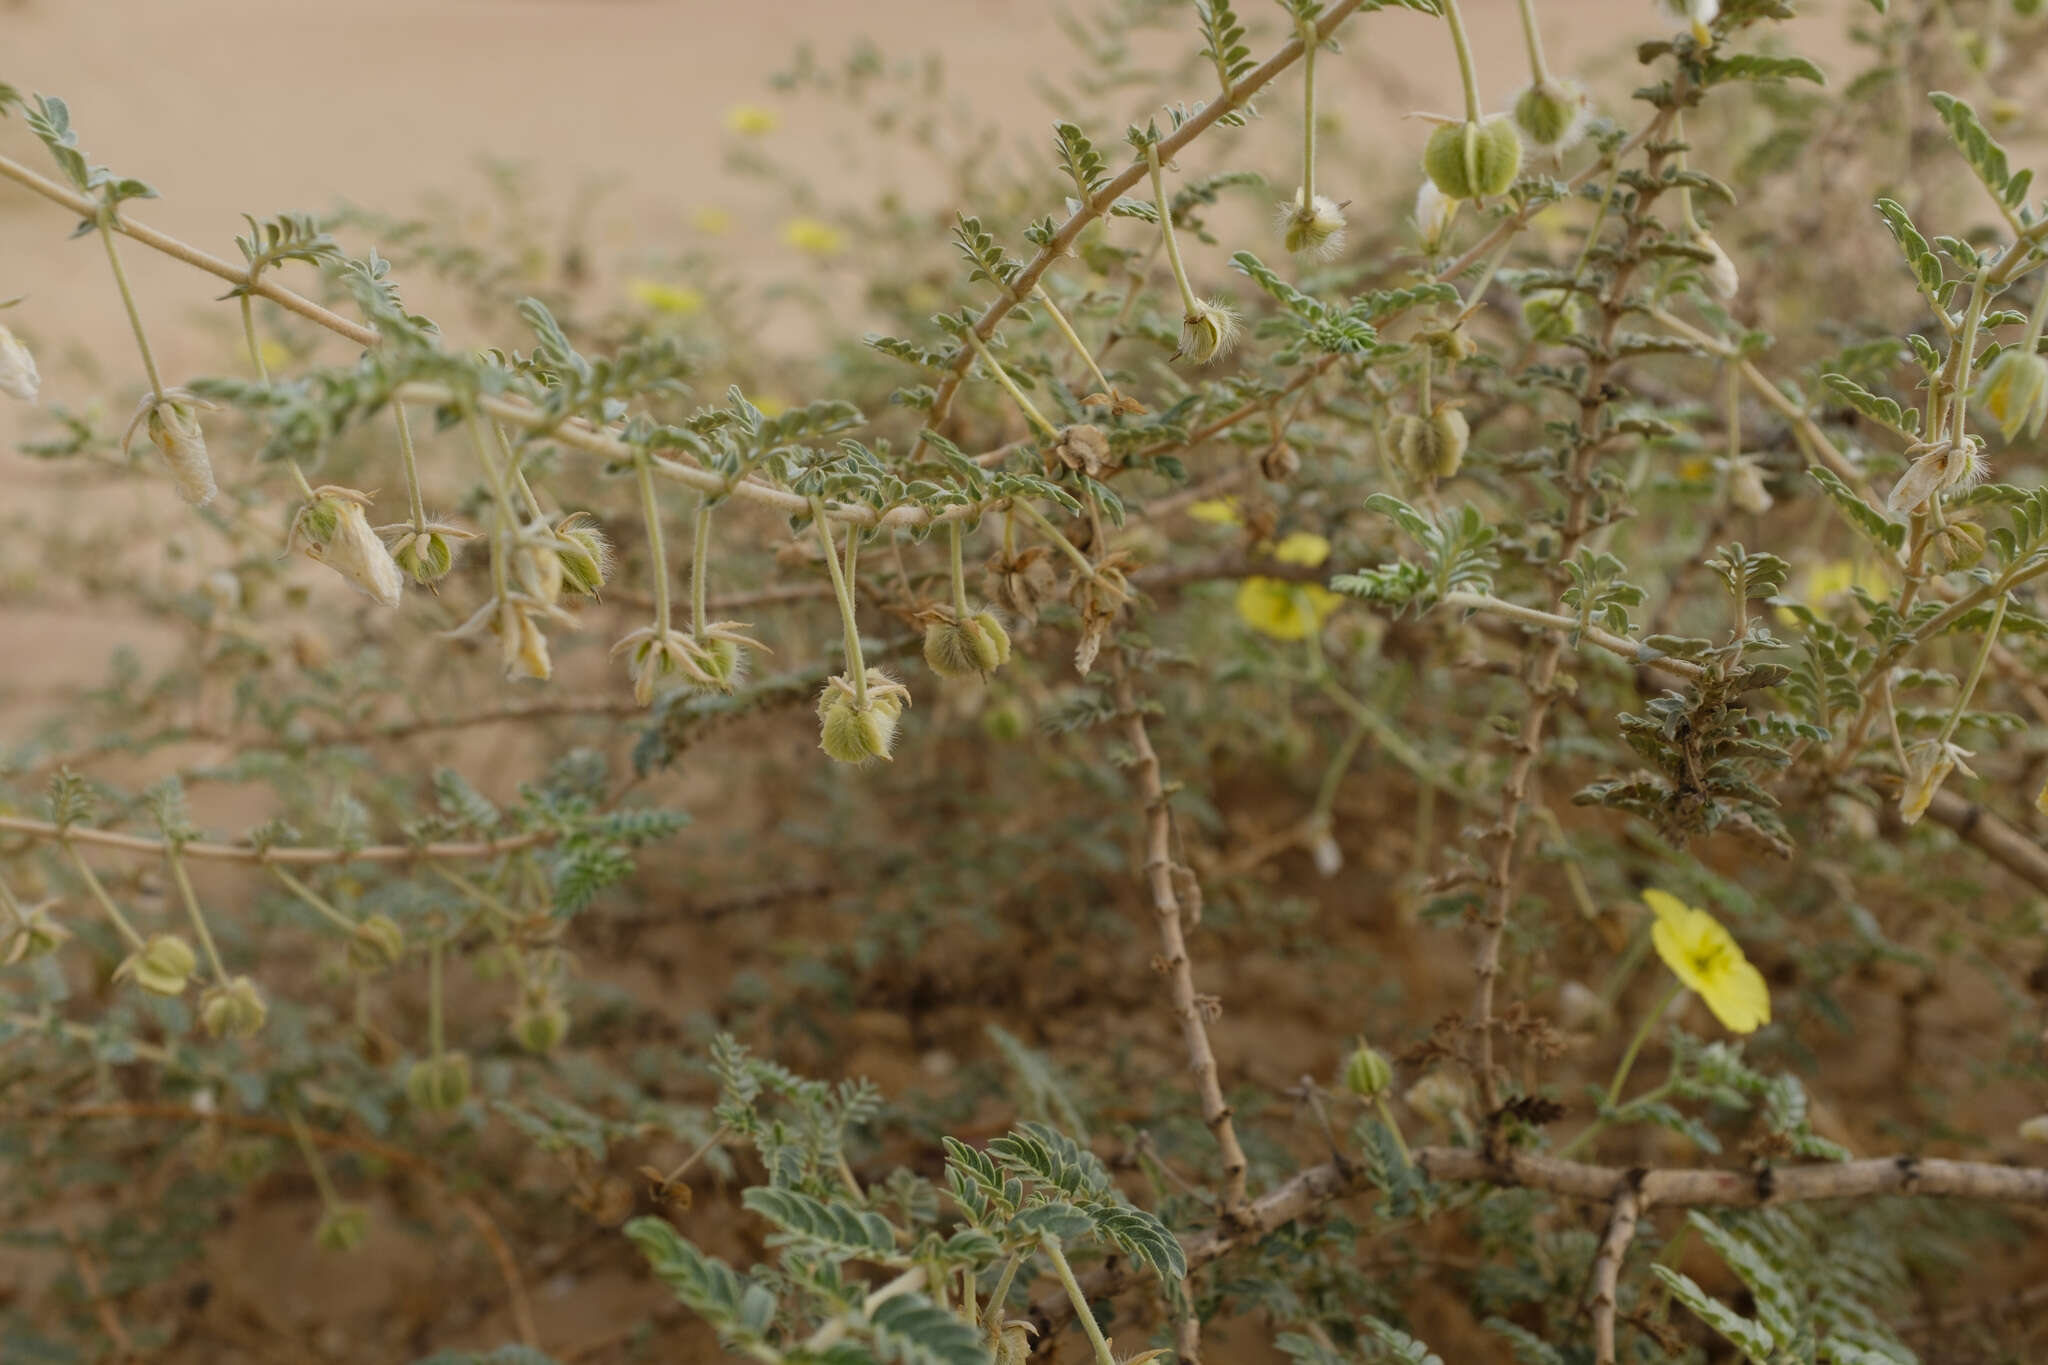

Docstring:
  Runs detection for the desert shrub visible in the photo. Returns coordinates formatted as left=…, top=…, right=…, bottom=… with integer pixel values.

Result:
left=4, top=1, right=2048, bottom=1362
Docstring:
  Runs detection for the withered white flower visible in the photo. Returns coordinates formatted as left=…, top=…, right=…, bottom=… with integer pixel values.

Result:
left=447, top=591, right=577, bottom=682
left=123, top=391, right=219, bottom=507
left=1175, top=300, right=1240, bottom=365
left=289, top=486, right=404, bottom=608
left=0, top=321, right=40, bottom=402
left=1884, top=436, right=1988, bottom=520
left=1898, top=737, right=1974, bottom=826
left=1278, top=188, right=1347, bottom=259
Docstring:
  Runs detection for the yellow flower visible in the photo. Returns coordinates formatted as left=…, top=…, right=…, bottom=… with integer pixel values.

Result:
left=1644, top=889, right=1770, bottom=1034
left=753, top=395, right=791, bottom=418
left=724, top=104, right=780, bottom=136
left=1774, top=557, right=1889, bottom=626
left=1676, top=455, right=1714, bottom=483
left=627, top=279, right=705, bottom=316
left=1236, top=535, right=1340, bottom=640
left=1188, top=497, right=1241, bottom=525
left=1272, top=532, right=1330, bottom=567
left=692, top=206, right=734, bottom=236
left=780, top=217, right=846, bottom=258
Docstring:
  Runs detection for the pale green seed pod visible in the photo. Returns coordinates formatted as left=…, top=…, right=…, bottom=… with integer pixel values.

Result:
left=1379, top=413, right=1438, bottom=484
left=348, top=914, right=406, bottom=972
left=391, top=529, right=457, bottom=586
left=1422, top=116, right=1523, bottom=201
left=1342, top=1041, right=1394, bottom=1100
left=1522, top=288, right=1582, bottom=344
left=511, top=991, right=571, bottom=1055
left=407, top=1051, right=473, bottom=1114
left=923, top=609, right=1012, bottom=679
left=817, top=670, right=909, bottom=764
left=116, top=933, right=198, bottom=997
left=698, top=636, right=746, bottom=691
left=554, top=512, right=613, bottom=597
left=1176, top=300, right=1240, bottom=365
left=2, top=901, right=68, bottom=965
left=1429, top=406, right=1471, bottom=480
left=316, top=1204, right=371, bottom=1253
left=1513, top=78, right=1591, bottom=153
left=198, top=974, right=269, bottom=1039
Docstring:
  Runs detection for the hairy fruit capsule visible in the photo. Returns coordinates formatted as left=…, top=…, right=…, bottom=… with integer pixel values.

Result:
left=1422, top=116, right=1523, bottom=201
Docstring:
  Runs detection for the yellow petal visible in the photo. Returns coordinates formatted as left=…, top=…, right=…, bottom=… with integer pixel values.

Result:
left=1188, top=497, right=1240, bottom=525
left=1273, top=531, right=1331, bottom=567
left=1700, top=959, right=1771, bottom=1034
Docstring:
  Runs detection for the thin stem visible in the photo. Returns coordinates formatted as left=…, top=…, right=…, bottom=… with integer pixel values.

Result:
left=393, top=402, right=429, bottom=531
left=1012, top=498, right=1097, bottom=580
left=635, top=455, right=673, bottom=633
left=282, top=1099, right=344, bottom=1211
left=1515, top=0, right=1552, bottom=83
left=428, top=935, right=447, bottom=1059
left=1145, top=141, right=1203, bottom=316
left=1373, top=1094, right=1414, bottom=1166
left=961, top=326, right=1058, bottom=440
left=690, top=496, right=713, bottom=635
left=1033, top=285, right=1114, bottom=398
left=63, top=841, right=144, bottom=950
left=1938, top=589, right=2007, bottom=746
left=1297, top=16, right=1319, bottom=209
left=97, top=217, right=166, bottom=402
left=1603, top=981, right=1685, bottom=1109
left=659, top=1124, right=730, bottom=1186
left=1040, top=1237, right=1116, bottom=1365
left=240, top=294, right=270, bottom=386
left=947, top=519, right=971, bottom=619
left=270, top=865, right=361, bottom=937
left=983, top=1252, right=1025, bottom=1342
left=1439, top=0, right=1485, bottom=124
left=2019, top=265, right=2048, bottom=356
left=813, top=500, right=869, bottom=705
left=165, top=849, right=227, bottom=981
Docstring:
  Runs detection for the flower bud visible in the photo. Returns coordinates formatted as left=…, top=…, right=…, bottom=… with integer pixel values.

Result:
left=0, top=321, right=40, bottom=402
left=1412, top=181, right=1458, bottom=252
left=1342, top=1041, right=1394, bottom=1099
left=923, top=608, right=1012, bottom=680
left=511, top=990, right=571, bottom=1055
left=1513, top=77, right=1592, bottom=154
left=2, top=900, right=68, bottom=965
left=1689, top=229, right=1740, bottom=300
left=198, top=974, right=269, bottom=1039
left=316, top=1204, right=371, bottom=1253
left=406, top=1051, right=473, bottom=1114
left=817, top=669, right=912, bottom=764
left=1521, top=289, right=1581, bottom=344
left=498, top=600, right=554, bottom=682
left=1280, top=188, right=1347, bottom=259
left=1176, top=300, right=1240, bottom=366
left=1422, top=116, right=1523, bottom=201
left=116, top=933, right=198, bottom=997
left=1975, top=346, right=2048, bottom=441
left=146, top=398, right=218, bottom=507
left=349, top=914, right=406, bottom=972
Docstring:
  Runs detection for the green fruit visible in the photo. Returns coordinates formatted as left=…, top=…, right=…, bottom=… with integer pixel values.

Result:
left=1343, top=1042, right=1394, bottom=1099
left=1422, top=116, right=1523, bottom=200
left=1513, top=79, right=1588, bottom=152
left=406, top=1052, right=472, bottom=1114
